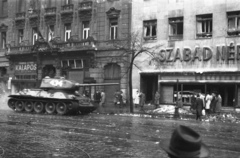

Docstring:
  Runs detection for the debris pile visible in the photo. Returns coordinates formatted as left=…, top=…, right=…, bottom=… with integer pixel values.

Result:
left=148, top=105, right=192, bottom=115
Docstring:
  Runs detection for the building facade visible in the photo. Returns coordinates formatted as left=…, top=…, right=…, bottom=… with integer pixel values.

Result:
left=1, top=0, right=131, bottom=105
left=132, top=0, right=240, bottom=109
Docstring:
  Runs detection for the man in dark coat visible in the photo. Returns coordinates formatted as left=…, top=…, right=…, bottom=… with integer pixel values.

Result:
left=195, top=94, right=203, bottom=121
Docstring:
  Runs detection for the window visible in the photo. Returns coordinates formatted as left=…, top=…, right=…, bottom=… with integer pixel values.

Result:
left=18, top=29, right=24, bottom=44
left=48, top=25, right=54, bottom=42
left=169, top=17, right=183, bottom=40
left=82, top=21, right=90, bottom=39
left=143, top=20, right=157, bottom=40
left=64, top=23, right=71, bottom=42
left=196, top=14, right=212, bottom=38
left=1, top=32, right=6, bottom=49
left=110, top=19, right=118, bottom=40
left=32, top=27, right=38, bottom=45
left=61, top=59, right=83, bottom=69
left=227, top=11, right=240, bottom=36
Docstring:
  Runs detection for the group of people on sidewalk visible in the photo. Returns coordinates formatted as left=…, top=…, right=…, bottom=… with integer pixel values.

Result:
left=191, top=92, right=222, bottom=121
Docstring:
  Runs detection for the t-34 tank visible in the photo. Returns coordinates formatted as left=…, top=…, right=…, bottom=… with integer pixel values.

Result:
left=8, top=77, right=102, bottom=115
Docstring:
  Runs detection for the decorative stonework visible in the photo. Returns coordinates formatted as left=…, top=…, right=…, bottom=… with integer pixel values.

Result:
left=60, top=4, right=74, bottom=23
left=15, top=12, right=26, bottom=29
left=29, top=10, right=40, bottom=27
left=44, top=7, right=57, bottom=25
left=78, top=1, right=93, bottom=21
left=106, top=7, right=121, bottom=19
left=0, top=23, right=8, bottom=31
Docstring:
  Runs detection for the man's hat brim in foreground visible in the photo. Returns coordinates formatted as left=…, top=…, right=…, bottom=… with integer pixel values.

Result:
left=160, top=140, right=209, bottom=158
left=160, top=125, right=210, bottom=158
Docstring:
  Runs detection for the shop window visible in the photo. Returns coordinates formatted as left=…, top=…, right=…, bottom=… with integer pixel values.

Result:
left=110, top=18, right=118, bottom=40
left=32, top=27, right=38, bottom=45
left=64, top=23, right=71, bottom=42
left=48, top=25, right=54, bottom=42
left=1, top=32, right=6, bottom=49
left=18, top=29, right=24, bottom=44
left=143, top=20, right=157, bottom=40
left=227, top=11, right=240, bottom=36
left=61, top=59, right=83, bottom=69
left=196, top=14, right=212, bottom=38
left=82, top=21, right=90, bottom=40
left=169, top=17, right=183, bottom=40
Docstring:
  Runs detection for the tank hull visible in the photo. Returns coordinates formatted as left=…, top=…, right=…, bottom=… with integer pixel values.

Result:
left=8, top=95, right=98, bottom=115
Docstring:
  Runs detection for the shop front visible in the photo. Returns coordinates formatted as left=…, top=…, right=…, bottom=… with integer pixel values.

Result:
left=139, top=42, right=240, bottom=109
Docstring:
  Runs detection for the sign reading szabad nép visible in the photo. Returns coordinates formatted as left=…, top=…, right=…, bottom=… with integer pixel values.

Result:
left=15, top=62, right=37, bottom=73
left=157, top=43, right=240, bottom=62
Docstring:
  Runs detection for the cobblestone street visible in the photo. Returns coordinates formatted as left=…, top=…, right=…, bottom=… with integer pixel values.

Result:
left=0, top=108, right=239, bottom=158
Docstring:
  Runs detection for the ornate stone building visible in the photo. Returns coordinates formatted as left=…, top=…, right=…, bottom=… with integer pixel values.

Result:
left=1, top=0, right=131, bottom=105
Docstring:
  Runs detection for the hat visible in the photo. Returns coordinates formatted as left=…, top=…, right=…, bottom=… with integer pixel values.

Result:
left=160, top=125, right=209, bottom=158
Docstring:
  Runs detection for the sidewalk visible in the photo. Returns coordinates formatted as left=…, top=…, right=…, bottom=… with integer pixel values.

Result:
left=93, top=103, right=240, bottom=123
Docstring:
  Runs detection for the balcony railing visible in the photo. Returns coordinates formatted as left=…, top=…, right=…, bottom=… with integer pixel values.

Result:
left=61, top=4, right=74, bottom=14
left=78, top=1, right=92, bottom=11
left=45, top=7, right=56, bottom=16
left=15, top=12, right=26, bottom=20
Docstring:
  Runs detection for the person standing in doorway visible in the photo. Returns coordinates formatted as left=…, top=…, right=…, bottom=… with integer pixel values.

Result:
left=196, top=94, right=204, bottom=121
left=210, top=92, right=217, bottom=113
left=134, top=90, right=140, bottom=108
left=154, top=91, right=160, bottom=109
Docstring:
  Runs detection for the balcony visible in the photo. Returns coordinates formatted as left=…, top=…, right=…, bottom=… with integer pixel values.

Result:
left=29, top=10, right=40, bottom=19
left=44, top=7, right=57, bottom=17
left=61, top=4, right=74, bottom=14
left=78, top=1, right=92, bottom=11
left=15, top=12, right=26, bottom=21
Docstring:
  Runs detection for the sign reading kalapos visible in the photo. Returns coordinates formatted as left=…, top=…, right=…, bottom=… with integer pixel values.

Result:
left=15, top=62, right=37, bottom=73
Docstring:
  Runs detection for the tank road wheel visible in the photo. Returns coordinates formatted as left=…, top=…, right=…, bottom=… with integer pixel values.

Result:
left=56, top=102, right=68, bottom=115
left=8, top=99, right=16, bottom=110
left=25, top=101, right=34, bottom=113
left=34, top=101, right=44, bottom=114
left=15, top=100, right=25, bottom=112
left=45, top=102, right=56, bottom=114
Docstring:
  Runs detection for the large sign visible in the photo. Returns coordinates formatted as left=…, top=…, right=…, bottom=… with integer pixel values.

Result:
left=157, top=43, right=240, bottom=63
left=15, top=62, right=37, bottom=73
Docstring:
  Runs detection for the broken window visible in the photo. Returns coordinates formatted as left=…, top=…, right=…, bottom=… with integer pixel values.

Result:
left=227, top=11, right=240, bottom=36
left=196, top=14, right=212, bottom=38
left=82, top=21, right=90, bottom=40
left=169, top=17, right=183, bottom=40
left=48, top=25, right=54, bottom=42
left=143, top=20, right=157, bottom=40
left=32, top=27, right=38, bottom=45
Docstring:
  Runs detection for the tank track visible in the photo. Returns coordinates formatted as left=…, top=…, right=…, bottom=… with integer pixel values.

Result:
left=8, top=95, right=97, bottom=115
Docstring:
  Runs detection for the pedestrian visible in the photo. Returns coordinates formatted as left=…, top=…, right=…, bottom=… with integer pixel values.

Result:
left=139, top=92, right=145, bottom=111
left=210, top=93, right=217, bottom=113
left=196, top=94, right=204, bottom=121
left=205, top=92, right=212, bottom=115
left=160, top=125, right=210, bottom=158
left=215, top=93, right=222, bottom=114
left=154, top=91, right=160, bottom=109
left=134, top=90, right=140, bottom=108
left=99, top=91, right=106, bottom=107
left=190, top=94, right=196, bottom=113
left=114, top=90, right=123, bottom=108
left=94, top=90, right=101, bottom=104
